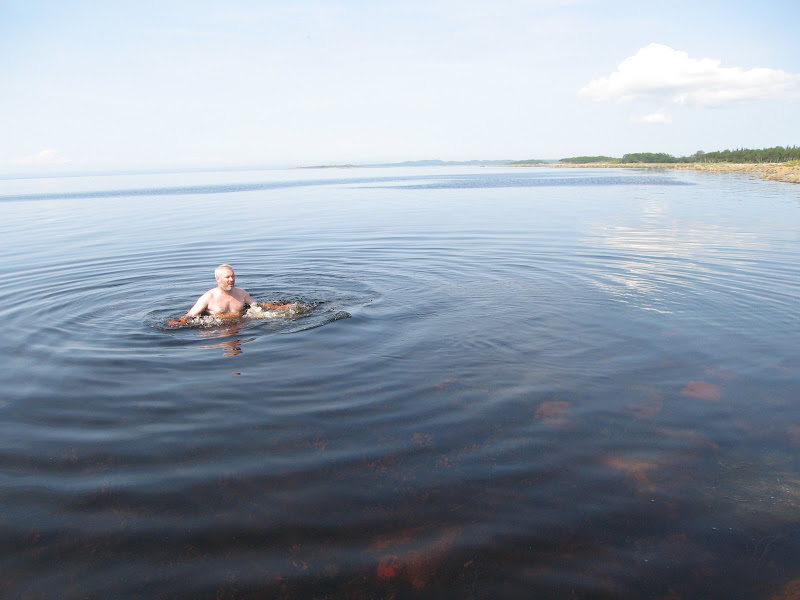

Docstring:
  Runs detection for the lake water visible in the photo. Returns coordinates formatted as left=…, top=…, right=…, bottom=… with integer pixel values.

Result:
left=2, top=166, right=799, bottom=599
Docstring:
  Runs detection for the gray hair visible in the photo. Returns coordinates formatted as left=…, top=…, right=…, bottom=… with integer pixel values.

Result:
left=214, top=264, right=234, bottom=277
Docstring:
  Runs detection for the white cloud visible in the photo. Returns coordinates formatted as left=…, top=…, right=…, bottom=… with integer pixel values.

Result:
left=13, top=149, right=68, bottom=166
left=580, top=43, right=800, bottom=107
left=631, top=109, right=672, bottom=123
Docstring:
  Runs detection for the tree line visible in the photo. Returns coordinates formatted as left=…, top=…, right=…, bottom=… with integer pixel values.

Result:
left=559, top=146, right=800, bottom=164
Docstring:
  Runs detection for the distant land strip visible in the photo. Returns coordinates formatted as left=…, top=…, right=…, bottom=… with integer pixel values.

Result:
left=303, top=147, right=799, bottom=184
left=537, top=146, right=800, bottom=184
left=541, top=161, right=800, bottom=184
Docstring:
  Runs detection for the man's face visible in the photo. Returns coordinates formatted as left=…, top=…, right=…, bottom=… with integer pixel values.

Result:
left=216, top=268, right=235, bottom=291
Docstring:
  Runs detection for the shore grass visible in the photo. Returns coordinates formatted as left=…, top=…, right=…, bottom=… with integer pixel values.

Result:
left=532, top=161, right=800, bottom=184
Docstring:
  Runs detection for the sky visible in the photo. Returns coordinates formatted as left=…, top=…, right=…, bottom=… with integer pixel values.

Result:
left=1, top=0, right=799, bottom=174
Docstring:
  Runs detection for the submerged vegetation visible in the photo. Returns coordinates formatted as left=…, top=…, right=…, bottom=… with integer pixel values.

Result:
left=560, top=146, right=800, bottom=164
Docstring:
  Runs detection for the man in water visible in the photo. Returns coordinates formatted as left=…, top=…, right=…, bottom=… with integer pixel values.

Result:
left=167, top=264, right=288, bottom=326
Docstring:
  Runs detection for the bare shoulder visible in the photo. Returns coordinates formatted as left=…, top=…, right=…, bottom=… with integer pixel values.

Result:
left=232, top=288, right=254, bottom=302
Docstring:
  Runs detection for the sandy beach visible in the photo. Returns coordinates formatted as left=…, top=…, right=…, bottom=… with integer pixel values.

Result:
left=539, top=161, right=800, bottom=184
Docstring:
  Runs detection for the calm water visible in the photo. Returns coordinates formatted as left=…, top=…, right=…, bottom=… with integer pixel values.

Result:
left=2, top=167, right=799, bottom=599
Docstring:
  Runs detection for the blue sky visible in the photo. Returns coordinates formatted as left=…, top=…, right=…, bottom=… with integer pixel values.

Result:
left=2, top=0, right=798, bottom=174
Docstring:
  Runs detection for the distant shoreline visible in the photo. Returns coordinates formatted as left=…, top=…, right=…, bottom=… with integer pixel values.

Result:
left=297, top=160, right=800, bottom=184
left=519, top=161, right=800, bottom=184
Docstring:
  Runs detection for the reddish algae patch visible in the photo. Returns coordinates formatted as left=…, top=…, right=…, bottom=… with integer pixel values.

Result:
left=534, top=401, right=571, bottom=426
left=377, top=555, right=401, bottom=579
left=681, top=381, right=721, bottom=401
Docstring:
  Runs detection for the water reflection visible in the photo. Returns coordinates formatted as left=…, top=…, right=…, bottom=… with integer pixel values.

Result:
left=196, top=322, right=255, bottom=357
left=580, top=193, right=768, bottom=314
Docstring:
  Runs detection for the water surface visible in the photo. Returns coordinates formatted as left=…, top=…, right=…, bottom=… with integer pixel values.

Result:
left=2, top=167, right=799, bottom=599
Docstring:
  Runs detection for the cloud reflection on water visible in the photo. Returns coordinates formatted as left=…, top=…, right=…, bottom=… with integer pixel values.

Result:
left=580, top=195, right=766, bottom=313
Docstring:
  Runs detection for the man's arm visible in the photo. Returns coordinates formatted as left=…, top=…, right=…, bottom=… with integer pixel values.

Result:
left=167, top=292, right=211, bottom=326
left=258, top=301, right=291, bottom=309
left=243, top=290, right=288, bottom=309
left=185, top=292, right=211, bottom=318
